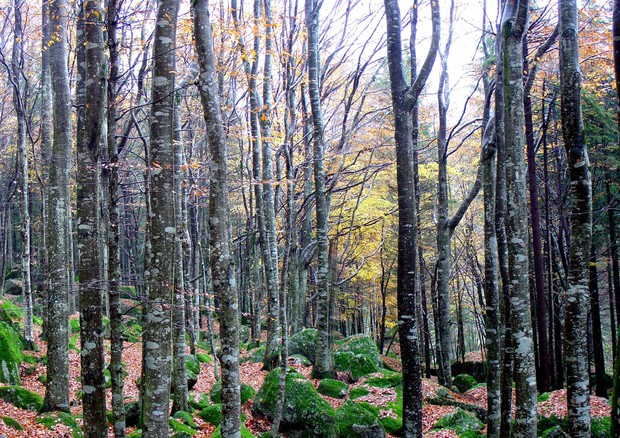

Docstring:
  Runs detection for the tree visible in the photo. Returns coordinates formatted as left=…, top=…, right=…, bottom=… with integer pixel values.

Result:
left=76, top=0, right=107, bottom=434
left=384, top=0, right=439, bottom=435
left=191, top=0, right=241, bottom=435
left=42, top=0, right=72, bottom=413
left=141, top=0, right=179, bottom=433
left=501, top=0, right=537, bottom=434
left=559, top=0, right=592, bottom=434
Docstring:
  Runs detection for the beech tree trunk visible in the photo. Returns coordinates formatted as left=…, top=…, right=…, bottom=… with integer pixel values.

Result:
left=501, top=0, right=537, bottom=435
left=559, top=0, right=592, bottom=433
left=42, top=0, right=72, bottom=413
left=141, top=0, right=179, bottom=433
left=192, top=1, right=241, bottom=435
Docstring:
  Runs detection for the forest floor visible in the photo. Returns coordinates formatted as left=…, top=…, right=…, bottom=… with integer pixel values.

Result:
left=0, top=303, right=613, bottom=437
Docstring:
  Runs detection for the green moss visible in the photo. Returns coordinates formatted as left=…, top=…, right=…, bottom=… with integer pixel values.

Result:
left=196, top=353, right=212, bottom=363
left=38, top=373, right=47, bottom=384
left=317, top=379, right=349, bottom=399
left=349, top=354, right=379, bottom=381
left=211, top=424, right=255, bottom=438
left=244, top=346, right=266, bottom=364
left=379, top=416, right=402, bottom=435
left=121, top=323, right=142, bottom=343
left=349, top=386, right=369, bottom=400
left=537, top=392, right=551, bottom=402
left=37, top=412, right=83, bottom=437
left=189, top=392, right=210, bottom=410
left=199, top=403, right=222, bottom=426
left=0, top=385, right=43, bottom=411
left=335, top=400, right=381, bottom=437
left=591, top=416, right=611, bottom=438
left=186, top=354, right=200, bottom=375
left=337, top=334, right=381, bottom=367
left=537, top=414, right=567, bottom=436
left=70, top=318, right=80, bottom=333
left=173, top=410, right=198, bottom=429
left=69, top=335, right=79, bottom=352
left=0, top=321, right=23, bottom=384
left=127, top=430, right=143, bottom=438
left=453, top=374, right=478, bottom=393
left=434, top=408, right=484, bottom=436
left=239, top=325, right=251, bottom=343
left=365, top=372, right=403, bottom=388
left=253, top=368, right=336, bottom=437
left=290, top=354, right=312, bottom=366
left=169, top=418, right=196, bottom=435
left=288, top=328, right=318, bottom=362
left=33, top=315, right=43, bottom=326
left=2, top=416, right=23, bottom=430
left=210, top=380, right=256, bottom=404
left=22, top=354, right=38, bottom=364
left=334, top=351, right=354, bottom=371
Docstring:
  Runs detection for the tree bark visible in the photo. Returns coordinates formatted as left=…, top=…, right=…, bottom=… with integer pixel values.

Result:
left=192, top=1, right=241, bottom=435
left=559, top=0, right=593, bottom=433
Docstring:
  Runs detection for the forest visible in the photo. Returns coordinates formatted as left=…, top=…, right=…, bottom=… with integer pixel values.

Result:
left=0, top=0, right=617, bottom=436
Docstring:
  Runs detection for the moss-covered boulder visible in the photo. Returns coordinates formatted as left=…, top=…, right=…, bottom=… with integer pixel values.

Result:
left=199, top=403, right=222, bottom=426
left=186, top=354, right=200, bottom=375
left=37, top=412, right=83, bottom=437
left=453, top=374, right=478, bottom=393
left=169, top=418, right=196, bottom=436
left=253, top=368, right=336, bottom=437
left=451, top=361, right=486, bottom=382
left=335, top=400, right=385, bottom=437
left=349, top=386, right=370, bottom=400
left=434, top=408, right=484, bottom=437
left=365, top=372, right=403, bottom=388
left=189, top=392, right=211, bottom=410
left=317, top=378, right=349, bottom=399
left=334, top=351, right=354, bottom=371
left=0, top=321, right=23, bottom=384
left=196, top=353, right=212, bottom=363
left=173, top=410, right=198, bottom=429
left=0, top=385, right=43, bottom=411
left=70, top=318, right=80, bottom=333
left=290, top=354, right=312, bottom=366
left=244, top=346, right=266, bottom=364
left=288, top=328, right=318, bottom=363
left=349, top=354, right=379, bottom=381
left=211, top=424, right=255, bottom=438
left=337, top=334, right=381, bottom=367
left=210, top=380, right=256, bottom=405
left=2, top=416, right=23, bottom=430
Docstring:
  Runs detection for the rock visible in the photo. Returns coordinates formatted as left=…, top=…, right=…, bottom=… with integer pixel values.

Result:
left=337, top=334, right=381, bottom=367
left=253, top=368, right=336, bottom=437
left=335, top=400, right=384, bottom=438
left=453, top=373, right=478, bottom=393
left=210, top=380, right=256, bottom=405
left=317, top=378, right=349, bottom=399
left=434, top=407, right=484, bottom=436
left=168, top=418, right=196, bottom=436
left=288, top=328, right=318, bottom=363
left=349, top=354, right=379, bottom=381
left=542, top=425, right=570, bottom=438
left=0, top=386, right=41, bottom=411
left=1, top=416, right=23, bottom=431
left=199, top=404, right=222, bottom=426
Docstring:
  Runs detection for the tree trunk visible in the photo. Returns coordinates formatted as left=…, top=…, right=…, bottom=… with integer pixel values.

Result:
left=141, top=0, right=179, bottom=433
left=559, top=0, right=593, bottom=433
left=501, top=0, right=537, bottom=434
left=42, top=0, right=72, bottom=413
left=192, top=1, right=241, bottom=435
left=590, top=247, right=606, bottom=397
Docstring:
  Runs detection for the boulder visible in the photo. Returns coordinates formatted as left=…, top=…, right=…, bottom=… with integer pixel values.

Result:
left=335, top=400, right=385, bottom=438
left=288, top=329, right=318, bottom=363
left=0, top=321, right=23, bottom=385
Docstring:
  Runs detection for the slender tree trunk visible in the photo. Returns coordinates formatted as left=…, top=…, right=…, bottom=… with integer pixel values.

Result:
left=306, top=0, right=334, bottom=379
left=590, top=247, right=606, bottom=397
left=559, top=0, right=592, bottom=433
left=192, top=1, right=241, bottom=435
left=42, top=0, right=72, bottom=413
left=502, top=0, right=537, bottom=434
left=141, top=0, right=179, bottom=433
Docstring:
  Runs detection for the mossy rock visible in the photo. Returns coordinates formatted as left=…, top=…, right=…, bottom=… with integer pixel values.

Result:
left=127, top=430, right=143, bottom=438
left=173, top=410, right=198, bottom=429
left=125, top=400, right=141, bottom=427
left=189, top=391, right=211, bottom=410
left=210, top=380, right=256, bottom=405
left=379, top=416, right=402, bottom=436
left=211, top=424, right=255, bottom=438
left=317, top=378, right=349, bottom=399
left=186, top=354, right=201, bottom=375
left=335, top=400, right=384, bottom=437
left=0, top=385, right=43, bottom=411
left=337, top=334, right=381, bottom=367
left=169, top=418, right=196, bottom=436
left=434, top=407, right=484, bottom=436
left=1, top=298, right=23, bottom=322
left=290, top=354, right=312, bottom=366
left=69, top=335, right=80, bottom=352
left=196, top=353, right=212, bottom=363
left=537, top=392, right=551, bottom=402
left=70, top=318, right=80, bottom=333
left=0, top=321, right=23, bottom=384
left=591, top=416, right=611, bottom=438
left=350, top=354, right=379, bottom=381
left=38, top=373, right=47, bottom=384
left=541, top=425, right=570, bottom=438
left=288, top=328, right=318, bottom=363
left=253, top=368, right=336, bottom=437
left=451, top=361, right=486, bottom=382
left=2, top=416, right=23, bottom=430
left=244, top=346, right=266, bottom=364
left=37, top=412, right=83, bottom=437
left=334, top=351, right=354, bottom=371
left=453, top=374, right=478, bottom=393
left=121, top=323, right=142, bottom=342
left=350, top=386, right=370, bottom=400
left=199, top=403, right=222, bottom=426
left=365, top=372, right=403, bottom=388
